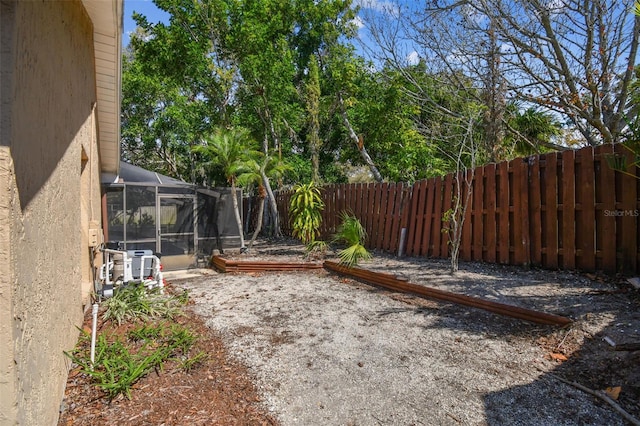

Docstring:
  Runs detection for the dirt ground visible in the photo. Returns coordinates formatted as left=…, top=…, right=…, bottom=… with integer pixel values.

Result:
left=60, top=239, right=639, bottom=425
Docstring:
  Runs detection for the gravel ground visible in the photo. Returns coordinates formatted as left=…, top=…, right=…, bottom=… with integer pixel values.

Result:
left=173, top=242, right=639, bottom=426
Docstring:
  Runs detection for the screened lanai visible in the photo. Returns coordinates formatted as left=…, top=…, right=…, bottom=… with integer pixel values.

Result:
left=101, top=161, right=241, bottom=270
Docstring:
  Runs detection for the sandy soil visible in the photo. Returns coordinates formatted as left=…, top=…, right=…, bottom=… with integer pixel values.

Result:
left=170, top=240, right=640, bottom=426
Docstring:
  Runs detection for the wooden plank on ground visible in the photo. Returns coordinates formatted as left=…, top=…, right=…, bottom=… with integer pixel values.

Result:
left=212, top=256, right=323, bottom=273
left=324, top=261, right=572, bottom=326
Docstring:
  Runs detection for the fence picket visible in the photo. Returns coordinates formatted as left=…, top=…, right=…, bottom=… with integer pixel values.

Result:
left=389, top=183, right=405, bottom=253
left=377, top=183, right=390, bottom=249
left=617, top=144, right=638, bottom=274
left=529, top=156, right=542, bottom=266
left=472, top=167, right=485, bottom=261
left=544, top=152, right=559, bottom=268
left=498, top=161, right=510, bottom=264
left=432, top=177, right=444, bottom=258
left=484, top=164, right=497, bottom=263
left=440, top=174, right=454, bottom=258
left=519, top=159, right=531, bottom=265
left=596, top=145, right=616, bottom=273
left=461, top=170, right=474, bottom=261
left=360, top=183, right=370, bottom=239
left=381, top=183, right=395, bottom=251
left=577, top=148, right=596, bottom=271
left=414, top=180, right=430, bottom=256
left=561, top=150, right=576, bottom=269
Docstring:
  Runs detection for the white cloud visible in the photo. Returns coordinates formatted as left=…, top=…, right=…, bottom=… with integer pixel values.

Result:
left=407, top=51, right=420, bottom=65
left=352, top=15, right=365, bottom=30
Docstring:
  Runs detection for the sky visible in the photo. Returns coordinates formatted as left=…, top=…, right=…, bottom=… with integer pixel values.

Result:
left=123, top=0, right=170, bottom=47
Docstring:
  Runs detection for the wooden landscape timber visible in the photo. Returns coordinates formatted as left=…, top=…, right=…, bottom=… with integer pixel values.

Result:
left=323, top=261, right=573, bottom=327
left=211, top=256, right=323, bottom=273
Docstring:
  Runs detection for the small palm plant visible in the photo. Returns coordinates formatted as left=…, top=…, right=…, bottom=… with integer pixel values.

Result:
left=193, top=127, right=261, bottom=252
left=289, top=181, right=324, bottom=245
left=332, top=212, right=371, bottom=267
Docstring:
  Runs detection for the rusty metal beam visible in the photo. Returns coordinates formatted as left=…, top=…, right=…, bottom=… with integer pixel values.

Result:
left=212, top=256, right=323, bottom=273
left=323, top=261, right=572, bottom=327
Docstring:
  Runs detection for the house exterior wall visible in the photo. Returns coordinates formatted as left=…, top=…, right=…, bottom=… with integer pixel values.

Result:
left=0, top=1, right=103, bottom=424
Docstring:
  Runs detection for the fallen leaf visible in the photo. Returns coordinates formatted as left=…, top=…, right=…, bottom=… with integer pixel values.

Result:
left=550, top=353, right=568, bottom=361
left=604, top=386, right=621, bottom=400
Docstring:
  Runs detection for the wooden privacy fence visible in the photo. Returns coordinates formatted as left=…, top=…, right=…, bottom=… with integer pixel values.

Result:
left=269, top=144, right=640, bottom=275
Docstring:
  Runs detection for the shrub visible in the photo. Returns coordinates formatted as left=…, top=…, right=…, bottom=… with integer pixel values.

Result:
left=289, top=181, right=324, bottom=245
left=332, top=212, right=372, bottom=267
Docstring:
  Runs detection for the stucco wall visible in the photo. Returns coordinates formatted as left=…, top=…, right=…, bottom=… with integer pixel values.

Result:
left=0, top=1, right=102, bottom=424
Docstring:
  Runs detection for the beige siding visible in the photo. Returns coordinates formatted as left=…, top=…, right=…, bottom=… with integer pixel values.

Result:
left=0, top=1, right=103, bottom=424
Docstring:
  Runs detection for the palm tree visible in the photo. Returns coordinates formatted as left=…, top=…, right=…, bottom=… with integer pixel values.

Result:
left=240, top=155, right=292, bottom=250
left=193, top=128, right=261, bottom=251
left=507, top=106, right=563, bottom=156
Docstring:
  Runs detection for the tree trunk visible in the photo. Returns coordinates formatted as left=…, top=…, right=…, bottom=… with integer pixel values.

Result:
left=230, top=180, right=246, bottom=250
left=261, top=170, right=281, bottom=237
left=338, top=93, right=384, bottom=182
left=248, top=191, right=266, bottom=250
left=482, top=18, right=506, bottom=162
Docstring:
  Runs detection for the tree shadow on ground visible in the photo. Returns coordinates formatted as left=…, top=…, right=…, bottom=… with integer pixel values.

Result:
left=361, top=256, right=640, bottom=425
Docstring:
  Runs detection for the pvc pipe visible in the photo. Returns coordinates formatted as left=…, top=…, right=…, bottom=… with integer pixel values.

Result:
left=90, top=303, right=99, bottom=368
left=398, top=227, right=407, bottom=257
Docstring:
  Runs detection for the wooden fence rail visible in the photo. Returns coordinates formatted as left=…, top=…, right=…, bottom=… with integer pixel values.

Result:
left=257, top=145, right=640, bottom=275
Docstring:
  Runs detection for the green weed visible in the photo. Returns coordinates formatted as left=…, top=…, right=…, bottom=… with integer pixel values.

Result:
left=102, top=284, right=183, bottom=325
left=65, top=287, right=204, bottom=401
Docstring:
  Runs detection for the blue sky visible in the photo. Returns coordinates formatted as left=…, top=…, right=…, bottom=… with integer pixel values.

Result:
left=123, top=0, right=170, bottom=46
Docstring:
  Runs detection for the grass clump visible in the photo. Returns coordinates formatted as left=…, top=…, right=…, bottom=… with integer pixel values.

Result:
left=65, top=287, right=207, bottom=400
left=102, top=284, right=185, bottom=325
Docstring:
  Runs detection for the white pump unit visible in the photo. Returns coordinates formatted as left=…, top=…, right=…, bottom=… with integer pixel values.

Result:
left=97, top=248, right=164, bottom=298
